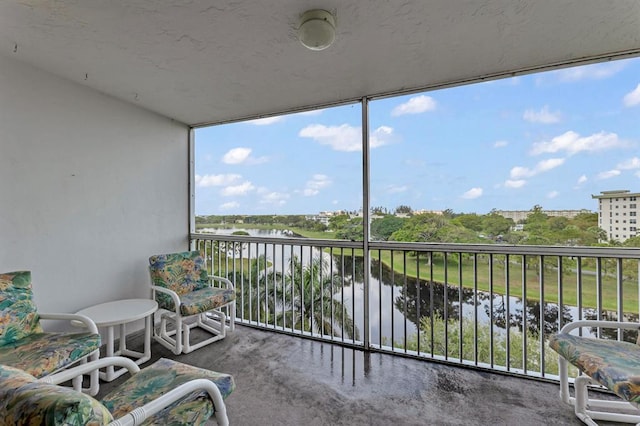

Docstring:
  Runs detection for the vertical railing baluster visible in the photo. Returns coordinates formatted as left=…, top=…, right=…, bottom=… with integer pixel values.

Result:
left=319, top=247, right=324, bottom=338
left=378, top=249, right=383, bottom=347
left=458, top=252, right=463, bottom=362
left=617, top=257, right=624, bottom=340
left=429, top=251, right=434, bottom=357
left=557, top=256, right=563, bottom=334
left=403, top=250, right=408, bottom=353
left=341, top=247, right=346, bottom=343
left=522, top=254, right=527, bottom=374
left=596, top=257, right=603, bottom=337
left=330, top=247, right=335, bottom=341
left=539, top=255, right=545, bottom=377
left=308, top=245, right=314, bottom=336
left=473, top=253, right=478, bottom=366
left=351, top=247, right=356, bottom=345
left=505, top=254, right=510, bottom=371
left=390, top=249, right=395, bottom=351
left=444, top=252, right=449, bottom=360
left=576, top=256, right=583, bottom=336
left=416, top=251, right=421, bottom=355
left=263, top=242, right=269, bottom=325
left=489, top=253, right=494, bottom=368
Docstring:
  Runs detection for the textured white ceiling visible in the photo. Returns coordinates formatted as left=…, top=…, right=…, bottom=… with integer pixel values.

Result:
left=1, top=1, right=639, bottom=126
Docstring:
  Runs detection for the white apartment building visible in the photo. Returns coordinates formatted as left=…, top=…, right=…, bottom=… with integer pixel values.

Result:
left=592, top=190, right=640, bottom=242
left=493, top=209, right=591, bottom=222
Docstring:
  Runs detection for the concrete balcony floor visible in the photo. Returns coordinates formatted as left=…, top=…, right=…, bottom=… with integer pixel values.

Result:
left=97, top=325, right=611, bottom=425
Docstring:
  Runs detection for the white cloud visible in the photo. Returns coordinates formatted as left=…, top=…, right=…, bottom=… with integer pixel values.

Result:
left=461, top=187, right=483, bottom=199
left=260, top=192, right=289, bottom=205
left=596, top=170, right=621, bottom=180
left=222, top=147, right=268, bottom=165
left=530, top=131, right=624, bottom=156
left=195, top=173, right=242, bottom=187
left=299, top=124, right=394, bottom=152
left=509, top=158, right=565, bottom=179
left=219, top=201, right=239, bottom=210
left=493, top=140, right=508, bottom=148
left=303, top=174, right=331, bottom=196
left=509, top=166, right=530, bottom=179
left=547, top=191, right=559, bottom=199
left=554, top=62, right=625, bottom=82
left=623, top=84, right=640, bottom=107
left=537, top=158, right=565, bottom=172
left=577, top=175, right=588, bottom=184
left=246, top=116, right=284, bottom=125
left=504, top=179, right=526, bottom=188
left=523, top=105, right=561, bottom=124
left=223, top=148, right=252, bottom=164
left=221, top=181, right=255, bottom=196
left=391, top=95, right=437, bottom=116
left=371, top=126, right=395, bottom=148
left=617, top=157, right=640, bottom=170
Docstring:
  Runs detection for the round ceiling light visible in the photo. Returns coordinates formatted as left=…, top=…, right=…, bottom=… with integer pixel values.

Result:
left=298, top=9, right=336, bottom=51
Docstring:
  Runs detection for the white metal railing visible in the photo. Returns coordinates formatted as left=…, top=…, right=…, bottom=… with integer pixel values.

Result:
left=191, top=232, right=640, bottom=380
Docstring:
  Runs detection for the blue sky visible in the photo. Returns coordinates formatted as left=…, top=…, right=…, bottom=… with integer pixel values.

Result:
left=195, top=57, right=640, bottom=216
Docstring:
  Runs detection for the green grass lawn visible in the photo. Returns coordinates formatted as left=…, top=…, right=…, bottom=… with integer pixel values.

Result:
left=386, top=251, right=638, bottom=312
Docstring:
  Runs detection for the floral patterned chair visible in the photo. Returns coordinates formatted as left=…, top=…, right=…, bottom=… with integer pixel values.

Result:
left=0, top=356, right=235, bottom=425
left=0, top=270, right=101, bottom=394
left=148, top=251, right=236, bottom=355
left=549, top=320, right=640, bottom=425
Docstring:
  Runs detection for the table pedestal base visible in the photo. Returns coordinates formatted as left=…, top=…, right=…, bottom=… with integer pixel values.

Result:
left=101, top=314, right=153, bottom=382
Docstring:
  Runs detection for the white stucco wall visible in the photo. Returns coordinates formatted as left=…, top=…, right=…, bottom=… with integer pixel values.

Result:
left=0, top=54, right=190, bottom=321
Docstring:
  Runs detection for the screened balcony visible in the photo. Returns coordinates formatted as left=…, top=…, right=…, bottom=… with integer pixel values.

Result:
left=2, top=2, right=640, bottom=425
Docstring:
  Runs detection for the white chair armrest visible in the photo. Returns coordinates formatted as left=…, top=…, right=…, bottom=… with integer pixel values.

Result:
left=559, top=320, right=640, bottom=334
left=151, top=285, right=182, bottom=313
left=108, top=378, right=228, bottom=426
left=39, top=312, right=99, bottom=334
left=208, top=275, right=234, bottom=290
left=38, top=356, right=140, bottom=385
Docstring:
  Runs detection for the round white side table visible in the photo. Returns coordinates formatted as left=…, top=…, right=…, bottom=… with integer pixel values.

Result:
left=75, top=298, right=158, bottom=382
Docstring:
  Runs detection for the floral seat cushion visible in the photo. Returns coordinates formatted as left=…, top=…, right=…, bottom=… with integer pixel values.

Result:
left=0, top=270, right=101, bottom=378
left=178, top=286, right=236, bottom=316
left=0, top=364, right=113, bottom=425
left=0, top=358, right=234, bottom=425
left=549, top=332, right=640, bottom=404
left=101, top=357, right=235, bottom=425
left=0, top=332, right=101, bottom=378
left=0, top=271, right=43, bottom=345
left=149, top=251, right=236, bottom=315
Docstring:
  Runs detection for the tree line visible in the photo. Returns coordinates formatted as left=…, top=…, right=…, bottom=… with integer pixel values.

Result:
left=196, top=204, right=640, bottom=247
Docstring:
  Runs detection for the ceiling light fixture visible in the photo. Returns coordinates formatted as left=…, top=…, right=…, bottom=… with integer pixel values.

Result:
left=298, top=9, right=336, bottom=51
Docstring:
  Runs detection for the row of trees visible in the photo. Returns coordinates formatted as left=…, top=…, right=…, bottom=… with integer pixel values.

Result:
left=327, top=205, right=613, bottom=247
left=197, top=205, right=628, bottom=247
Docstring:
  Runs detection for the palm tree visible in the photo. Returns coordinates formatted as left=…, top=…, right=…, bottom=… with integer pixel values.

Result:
left=276, top=255, right=359, bottom=340
left=227, top=254, right=281, bottom=325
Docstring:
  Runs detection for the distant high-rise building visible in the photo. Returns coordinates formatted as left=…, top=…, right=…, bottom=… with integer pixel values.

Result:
left=592, top=190, right=640, bottom=242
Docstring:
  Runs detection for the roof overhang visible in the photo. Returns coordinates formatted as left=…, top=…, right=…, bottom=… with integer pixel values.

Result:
left=1, top=1, right=639, bottom=126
